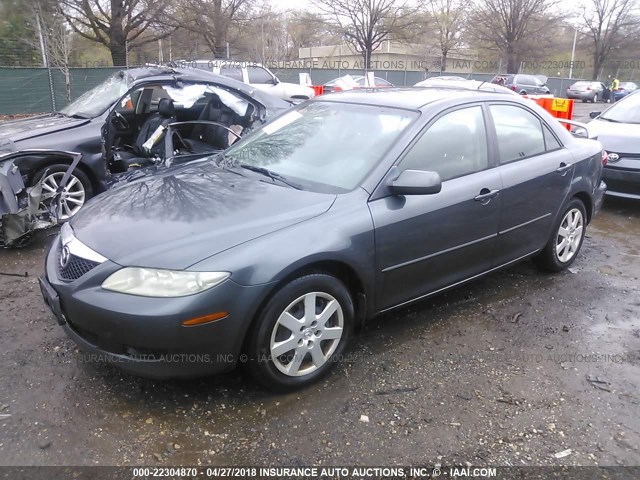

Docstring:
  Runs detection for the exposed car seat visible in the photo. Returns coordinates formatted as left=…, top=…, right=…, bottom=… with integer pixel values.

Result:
left=109, top=98, right=177, bottom=172
left=187, top=94, right=240, bottom=153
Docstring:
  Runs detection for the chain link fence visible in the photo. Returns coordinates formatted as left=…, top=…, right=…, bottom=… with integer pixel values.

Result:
left=1, top=64, right=588, bottom=115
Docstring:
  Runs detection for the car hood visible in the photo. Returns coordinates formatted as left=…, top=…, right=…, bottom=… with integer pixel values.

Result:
left=588, top=119, right=640, bottom=153
left=0, top=113, right=89, bottom=144
left=70, top=160, right=336, bottom=269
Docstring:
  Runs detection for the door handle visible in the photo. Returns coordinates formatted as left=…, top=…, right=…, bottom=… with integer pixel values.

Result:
left=474, top=188, right=500, bottom=203
left=556, top=163, right=573, bottom=175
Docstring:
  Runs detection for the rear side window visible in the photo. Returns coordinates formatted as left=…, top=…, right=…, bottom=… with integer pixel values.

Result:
left=247, top=67, right=273, bottom=84
left=543, top=125, right=561, bottom=150
left=220, top=66, right=243, bottom=81
left=516, top=75, right=535, bottom=85
left=400, top=106, right=488, bottom=181
left=490, top=105, right=546, bottom=163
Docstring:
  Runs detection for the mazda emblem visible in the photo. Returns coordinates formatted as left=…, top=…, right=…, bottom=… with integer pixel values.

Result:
left=60, top=245, right=71, bottom=268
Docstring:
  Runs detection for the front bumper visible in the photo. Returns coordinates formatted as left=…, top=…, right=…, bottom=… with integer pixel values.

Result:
left=40, top=236, right=272, bottom=379
left=602, top=166, right=640, bottom=200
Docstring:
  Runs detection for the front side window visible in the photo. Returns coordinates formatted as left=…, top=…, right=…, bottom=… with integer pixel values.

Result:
left=399, top=106, right=488, bottom=181
left=490, top=105, right=546, bottom=163
left=225, top=102, right=417, bottom=192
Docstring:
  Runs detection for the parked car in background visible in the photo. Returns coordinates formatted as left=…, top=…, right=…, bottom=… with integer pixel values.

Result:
left=323, top=75, right=394, bottom=93
left=613, top=82, right=638, bottom=102
left=40, top=87, right=605, bottom=389
left=589, top=91, right=640, bottom=199
left=415, top=78, right=519, bottom=95
left=490, top=74, right=551, bottom=95
left=0, top=67, right=290, bottom=221
left=210, top=62, right=315, bottom=102
left=566, top=81, right=608, bottom=103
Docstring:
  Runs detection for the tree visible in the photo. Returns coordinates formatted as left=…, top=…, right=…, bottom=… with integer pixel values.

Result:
left=471, top=0, right=558, bottom=73
left=33, top=1, right=74, bottom=101
left=0, top=0, right=41, bottom=66
left=60, top=0, right=174, bottom=66
left=284, top=10, right=332, bottom=59
left=426, top=0, right=467, bottom=72
left=581, top=0, right=639, bottom=79
left=313, top=0, right=416, bottom=69
left=179, top=0, right=253, bottom=58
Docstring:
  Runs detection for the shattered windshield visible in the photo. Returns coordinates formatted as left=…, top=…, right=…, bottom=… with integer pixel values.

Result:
left=60, top=73, right=129, bottom=119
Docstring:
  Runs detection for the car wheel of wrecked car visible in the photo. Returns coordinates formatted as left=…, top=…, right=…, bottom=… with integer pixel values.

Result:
left=246, top=274, right=354, bottom=390
left=535, top=199, right=587, bottom=272
left=33, top=164, right=93, bottom=220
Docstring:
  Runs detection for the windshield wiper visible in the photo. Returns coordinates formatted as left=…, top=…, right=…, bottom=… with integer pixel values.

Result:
left=239, top=163, right=302, bottom=190
left=598, top=116, right=621, bottom=123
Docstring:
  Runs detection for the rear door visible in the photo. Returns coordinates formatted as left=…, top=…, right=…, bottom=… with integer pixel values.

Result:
left=369, top=104, right=503, bottom=310
left=488, top=103, right=574, bottom=265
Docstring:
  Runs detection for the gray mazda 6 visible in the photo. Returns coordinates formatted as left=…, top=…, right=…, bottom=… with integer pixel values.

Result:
left=40, top=88, right=607, bottom=390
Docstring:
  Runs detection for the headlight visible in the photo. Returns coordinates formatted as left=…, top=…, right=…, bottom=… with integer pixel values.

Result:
left=101, top=268, right=230, bottom=297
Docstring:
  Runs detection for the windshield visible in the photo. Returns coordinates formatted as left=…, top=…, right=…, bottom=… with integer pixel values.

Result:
left=620, top=82, right=637, bottom=89
left=224, top=102, right=417, bottom=193
left=600, top=92, right=640, bottom=124
left=60, top=73, right=129, bottom=118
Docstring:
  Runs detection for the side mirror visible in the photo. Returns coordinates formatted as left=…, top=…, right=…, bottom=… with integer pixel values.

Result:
left=272, top=76, right=279, bottom=85
left=589, top=111, right=601, bottom=119
left=389, top=169, right=442, bottom=196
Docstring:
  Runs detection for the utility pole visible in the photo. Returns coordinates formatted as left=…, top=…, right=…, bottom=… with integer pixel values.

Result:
left=569, top=28, right=578, bottom=79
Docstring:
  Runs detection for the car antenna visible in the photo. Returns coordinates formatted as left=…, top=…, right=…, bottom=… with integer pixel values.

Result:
left=476, top=81, right=486, bottom=90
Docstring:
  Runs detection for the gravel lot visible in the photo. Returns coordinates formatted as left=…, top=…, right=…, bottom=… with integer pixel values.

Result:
left=0, top=102, right=638, bottom=470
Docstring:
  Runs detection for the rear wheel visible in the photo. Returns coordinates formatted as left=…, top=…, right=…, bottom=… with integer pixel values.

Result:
left=535, top=199, right=587, bottom=272
left=245, top=273, right=354, bottom=390
left=32, top=164, right=93, bottom=220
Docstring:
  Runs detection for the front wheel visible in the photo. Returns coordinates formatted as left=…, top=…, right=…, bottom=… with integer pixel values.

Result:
left=245, top=273, right=354, bottom=390
left=535, top=199, right=587, bottom=272
left=32, top=164, right=93, bottom=220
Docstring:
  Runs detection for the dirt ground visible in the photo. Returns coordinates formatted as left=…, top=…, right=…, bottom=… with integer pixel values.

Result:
left=0, top=103, right=638, bottom=469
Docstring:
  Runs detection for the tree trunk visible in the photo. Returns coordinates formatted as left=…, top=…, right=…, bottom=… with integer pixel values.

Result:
left=109, top=0, right=127, bottom=66
left=592, top=49, right=602, bottom=80
left=441, top=52, right=448, bottom=73
left=506, top=46, right=518, bottom=73
left=110, top=43, right=127, bottom=66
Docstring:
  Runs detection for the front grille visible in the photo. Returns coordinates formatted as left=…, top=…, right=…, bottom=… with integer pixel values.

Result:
left=56, top=243, right=100, bottom=281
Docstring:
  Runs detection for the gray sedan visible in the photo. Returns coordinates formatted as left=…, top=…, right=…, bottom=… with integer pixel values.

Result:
left=39, top=88, right=606, bottom=390
left=566, top=81, right=607, bottom=103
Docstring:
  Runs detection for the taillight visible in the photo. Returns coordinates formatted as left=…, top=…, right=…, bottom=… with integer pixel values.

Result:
left=510, top=85, right=517, bottom=90
left=334, top=86, right=342, bottom=92
left=586, top=87, right=592, bottom=91
left=602, top=150, right=609, bottom=166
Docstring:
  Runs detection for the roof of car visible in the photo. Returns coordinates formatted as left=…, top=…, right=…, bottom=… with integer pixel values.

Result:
left=317, top=86, right=513, bottom=109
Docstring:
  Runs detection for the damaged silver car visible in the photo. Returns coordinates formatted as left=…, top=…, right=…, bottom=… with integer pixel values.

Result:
left=0, top=146, right=80, bottom=247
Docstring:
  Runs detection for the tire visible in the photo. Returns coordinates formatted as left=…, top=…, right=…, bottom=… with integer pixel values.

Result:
left=581, top=98, right=587, bottom=103
left=535, top=199, right=587, bottom=272
left=593, top=93, right=599, bottom=103
left=245, top=273, right=354, bottom=390
left=32, top=164, right=94, bottom=220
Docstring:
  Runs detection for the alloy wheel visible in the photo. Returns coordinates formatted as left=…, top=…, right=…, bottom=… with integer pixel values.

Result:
left=40, top=172, right=86, bottom=220
left=556, top=208, right=584, bottom=263
left=269, top=291, right=344, bottom=377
